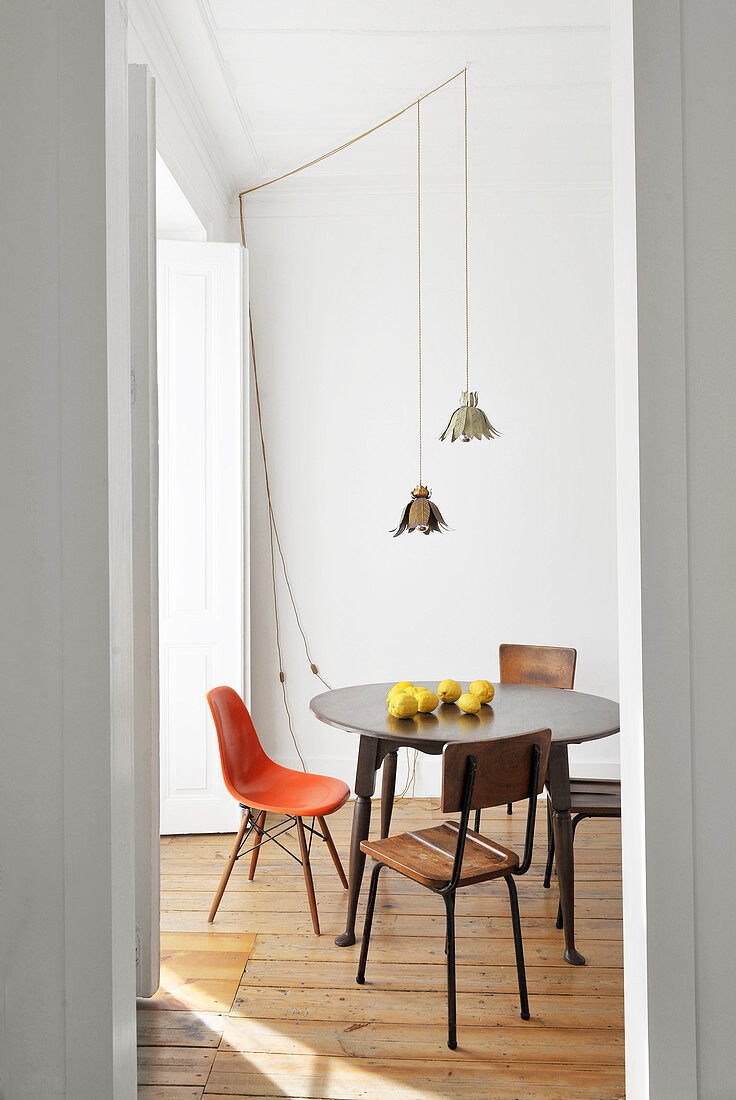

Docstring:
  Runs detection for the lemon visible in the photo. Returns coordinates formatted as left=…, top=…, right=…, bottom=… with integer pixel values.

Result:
left=438, top=679, right=462, bottom=704
left=414, top=688, right=439, bottom=713
left=469, top=679, right=495, bottom=705
left=386, top=681, right=414, bottom=703
left=457, top=692, right=481, bottom=715
left=387, top=691, right=418, bottom=719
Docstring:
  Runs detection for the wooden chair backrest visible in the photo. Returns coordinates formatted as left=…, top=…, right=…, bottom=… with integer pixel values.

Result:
left=441, top=730, right=552, bottom=813
left=499, top=644, right=576, bottom=690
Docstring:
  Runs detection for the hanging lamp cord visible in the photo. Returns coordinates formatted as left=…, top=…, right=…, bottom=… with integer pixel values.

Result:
left=237, top=67, right=470, bottom=772
left=238, top=66, right=468, bottom=244
left=464, top=67, right=470, bottom=395
left=238, top=67, right=466, bottom=205
left=417, top=99, right=423, bottom=486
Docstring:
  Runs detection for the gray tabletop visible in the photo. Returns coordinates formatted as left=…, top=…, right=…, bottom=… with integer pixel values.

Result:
left=310, top=682, right=620, bottom=753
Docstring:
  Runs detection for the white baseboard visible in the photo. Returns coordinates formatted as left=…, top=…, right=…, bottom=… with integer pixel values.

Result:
left=568, top=761, right=621, bottom=781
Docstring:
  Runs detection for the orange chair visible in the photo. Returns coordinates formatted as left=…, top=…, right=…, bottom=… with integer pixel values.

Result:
left=206, top=686, right=350, bottom=935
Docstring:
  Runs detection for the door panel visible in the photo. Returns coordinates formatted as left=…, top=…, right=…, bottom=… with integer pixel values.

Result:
left=158, top=240, right=246, bottom=834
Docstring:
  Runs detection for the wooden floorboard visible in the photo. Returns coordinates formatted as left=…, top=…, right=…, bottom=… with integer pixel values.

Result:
left=139, top=798, right=625, bottom=1099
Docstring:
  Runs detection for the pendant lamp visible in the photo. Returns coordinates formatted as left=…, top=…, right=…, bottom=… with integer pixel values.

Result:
left=393, top=100, right=449, bottom=537
left=440, top=68, right=500, bottom=444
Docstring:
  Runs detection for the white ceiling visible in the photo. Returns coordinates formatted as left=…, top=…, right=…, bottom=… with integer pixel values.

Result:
left=151, top=0, right=612, bottom=197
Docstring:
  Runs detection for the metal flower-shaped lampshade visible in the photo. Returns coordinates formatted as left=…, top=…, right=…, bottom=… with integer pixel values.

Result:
left=440, top=390, right=500, bottom=443
left=391, top=485, right=449, bottom=537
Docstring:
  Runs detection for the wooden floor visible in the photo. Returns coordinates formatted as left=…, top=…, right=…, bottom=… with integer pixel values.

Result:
left=138, top=798, right=625, bottom=1099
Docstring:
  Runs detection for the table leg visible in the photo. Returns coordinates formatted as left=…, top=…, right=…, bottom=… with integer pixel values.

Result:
left=548, top=743, right=585, bottom=966
left=335, top=735, right=381, bottom=947
left=380, top=750, right=398, bottom=838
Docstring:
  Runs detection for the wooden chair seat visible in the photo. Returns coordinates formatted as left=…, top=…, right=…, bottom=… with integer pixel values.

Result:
left=569, top=778, right=621, bottom=818
left=356, top=730, right=552, bottom=1049
left=361, top=822, right=519, bottom=889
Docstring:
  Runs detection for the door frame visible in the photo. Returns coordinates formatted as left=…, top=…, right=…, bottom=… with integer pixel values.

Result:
left=129, top=63, right=160, bottom=1000
left=611, top=1, right=698, bottom=1096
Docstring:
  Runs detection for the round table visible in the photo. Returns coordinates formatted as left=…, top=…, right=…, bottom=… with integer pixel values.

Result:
left=310, top=682, right=620, bottom=964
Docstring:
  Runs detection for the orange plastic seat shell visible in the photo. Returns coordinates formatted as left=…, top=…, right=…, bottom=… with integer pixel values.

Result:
left=207, top=686, right=350, bottom=817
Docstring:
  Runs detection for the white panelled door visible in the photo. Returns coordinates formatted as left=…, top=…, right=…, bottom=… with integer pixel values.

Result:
left=158, top=241, right=247, bottom=834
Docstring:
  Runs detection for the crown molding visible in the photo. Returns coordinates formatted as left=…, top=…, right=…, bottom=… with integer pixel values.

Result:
left=194, top=0, right=266, bottom=178
left=128, top=0, right=237, bottom=204
left=239, top=182, right=612, bottom=221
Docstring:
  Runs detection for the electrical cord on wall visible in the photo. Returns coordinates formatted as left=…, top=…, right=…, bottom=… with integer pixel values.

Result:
left=249, top=304, right=329, bottom=772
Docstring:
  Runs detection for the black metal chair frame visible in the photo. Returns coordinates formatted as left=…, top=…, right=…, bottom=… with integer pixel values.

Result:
left=356, top=744, right=543, bottom=1050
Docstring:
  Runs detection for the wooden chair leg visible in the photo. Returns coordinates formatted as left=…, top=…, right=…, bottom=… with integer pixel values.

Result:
left=208, top=809, right=250, bottom=923
left=296, top=816, right=320, bottom=935
left=248, top=810, right=266, bottom=881
left=317, top=815, right=348, bottom=889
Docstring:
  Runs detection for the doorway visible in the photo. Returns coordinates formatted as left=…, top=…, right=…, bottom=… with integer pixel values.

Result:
left=156, top=237, right=246, bottom=836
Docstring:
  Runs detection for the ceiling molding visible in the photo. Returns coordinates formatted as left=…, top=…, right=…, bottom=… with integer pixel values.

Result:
left=210, top=1, right=610, bottom=35
left=239, top=183, right=613, bottom=222
left=135, top=1, right=611, bottom=207
left=195, top=0, right=266, bottom=177
left=128, top=0, right=237, bottom=201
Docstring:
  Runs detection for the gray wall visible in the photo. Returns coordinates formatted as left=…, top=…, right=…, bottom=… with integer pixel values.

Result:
left=679, top=3, right=736, bottom=1094
left=0, top=1, right=137, bottom=1096
left=613, top=1, right=736, bottom=1095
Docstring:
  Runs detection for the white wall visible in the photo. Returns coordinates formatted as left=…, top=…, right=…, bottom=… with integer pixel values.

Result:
left=156, top=152, right=207, bottom=242
left=245, top=182, right=618, bottom=795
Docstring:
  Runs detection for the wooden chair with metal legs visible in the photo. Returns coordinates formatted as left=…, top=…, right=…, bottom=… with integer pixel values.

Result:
left=356, top=729, right=552, bottom=1050
left=490, top=644, right=621, bottom=924
left=206, top=686, right=350, bottom=935
left=543, top=778, right=621, bottom=927
left=477, top=643, right=576, bottom=826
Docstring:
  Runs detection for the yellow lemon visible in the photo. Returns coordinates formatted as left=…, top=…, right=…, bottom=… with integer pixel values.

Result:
left=414, top=688, right=439, bottom=713
left=457, top=692, right=481, bottom=715
left=386, top=681, right=414, bottom=703
left=387, top=691, right=418, bottom=719
left=469, top=679, right=495, bottom=705
left=438, top=679, right=462, bottom=704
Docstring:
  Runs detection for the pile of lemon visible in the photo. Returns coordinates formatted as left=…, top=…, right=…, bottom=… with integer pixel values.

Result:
left=386, top=679, right=495, bottom=719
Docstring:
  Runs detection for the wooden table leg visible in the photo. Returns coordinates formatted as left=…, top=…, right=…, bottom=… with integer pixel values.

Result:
left=335, top=735, right=380, bottom=947
left=380, top=750, right=398, bottom=838
left=548, top=743, right=585, bottom=965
